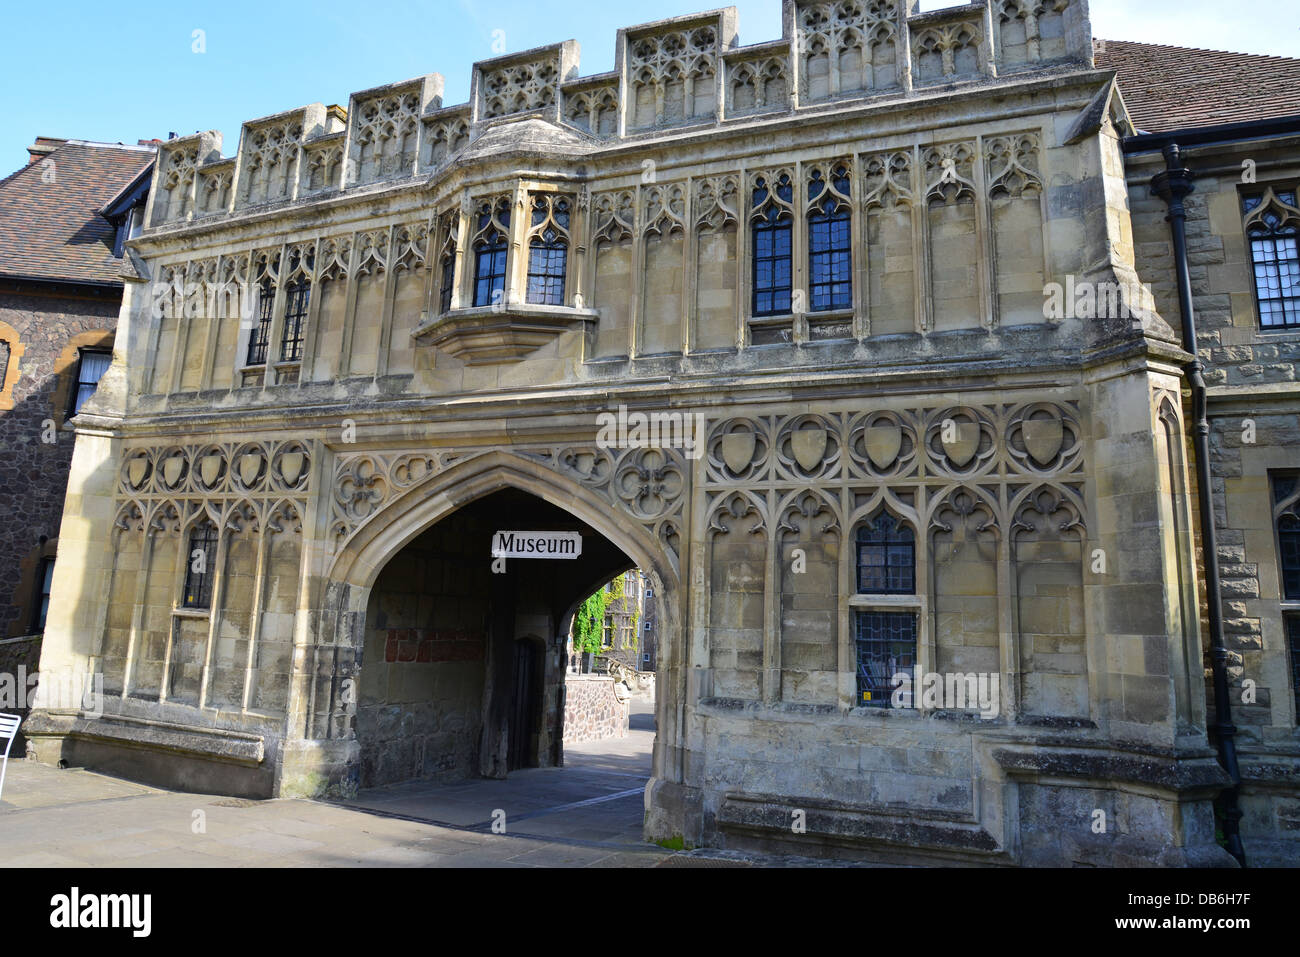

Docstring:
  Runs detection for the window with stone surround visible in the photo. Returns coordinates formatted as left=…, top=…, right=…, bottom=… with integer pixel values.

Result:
left=1274, top=473, right=1300, bottom=602
left=1275, top=473, right=1300, bottom=719
left=280, top=276, right=310, bottom=362
left=33, top=557, right=54, bottom=632
left=70, top=348, right=112, bottom=415
left=247, top=277, right=275, bottom=366
left=807, top=165, right=852, bottom=312
left=856, top=510, right=915, bottom=594
left=439, top=252, right=456, bottom=314
left=751, top=173, right=793, bottom=317
left=525, top=194, right=570, bottom=306
left=1289, top=614, right=1300, bottom=716
left=182, top=521, right=219, bottom=610
left=1242, top=187, right=1300, bottom=330
left=472, top=198, right=511, bottom=308
left=853, top=510, right=918, bottom=709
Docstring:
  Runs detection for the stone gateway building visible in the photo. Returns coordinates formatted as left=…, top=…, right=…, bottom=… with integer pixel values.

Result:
left=26, top=1, right=1300, bottom=866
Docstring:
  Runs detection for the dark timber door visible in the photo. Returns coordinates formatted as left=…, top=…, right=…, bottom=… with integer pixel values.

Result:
left=508, top=639, right=541, bottom=771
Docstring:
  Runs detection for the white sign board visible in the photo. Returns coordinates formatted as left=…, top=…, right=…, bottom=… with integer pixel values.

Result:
left=491, top=531, right=583, bottom=560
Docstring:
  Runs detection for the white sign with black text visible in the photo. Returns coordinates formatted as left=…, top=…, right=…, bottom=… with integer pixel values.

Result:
left=491, top=531, right=583, bottom=560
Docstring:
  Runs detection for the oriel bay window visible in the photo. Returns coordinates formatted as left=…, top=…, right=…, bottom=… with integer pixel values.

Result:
left=472, top=198, right=510, bottom=308
left=1243, top=188, right=1300, bottom=330
left=526, top=194, right=570, bottom=306
left=807, top=165, right=853, bottom=312
left=853, top=510, right=918, bottom=709
left=751, top=172, right=794, bottom=317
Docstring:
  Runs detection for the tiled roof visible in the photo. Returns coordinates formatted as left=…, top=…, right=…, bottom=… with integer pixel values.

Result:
left=0, top=141, right=154, bottom=287
left=1095, top=39, right=1300, bottom=134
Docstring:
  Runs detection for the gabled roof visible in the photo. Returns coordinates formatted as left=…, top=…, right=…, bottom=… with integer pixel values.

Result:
left=1095, top=39, right=1300, bottom=134
left=0, top=141, right=155, bottom=287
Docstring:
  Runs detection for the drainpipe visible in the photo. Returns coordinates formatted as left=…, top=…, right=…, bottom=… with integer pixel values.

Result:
left=1150, top=143, right=1246, bottom=867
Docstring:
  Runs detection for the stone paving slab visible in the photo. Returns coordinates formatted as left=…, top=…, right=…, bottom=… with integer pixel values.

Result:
left=0, top=697, right=851, bottom=867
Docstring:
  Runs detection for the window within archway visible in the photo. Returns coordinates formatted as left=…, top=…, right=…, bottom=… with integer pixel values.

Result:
left=751, top=174, right=793, bottom=317
left=473, top=200, right=510, bottom=308
left=182, top=521, right=219, bottom=609
left=1243, top=188, right=1300, bottom=329
left=526, top=196, right=570, bottom=306
left=856, top=510, right=915, bottom=594
left=853, top=510, right=917, bottom=708
left=247, top=277, right=275, bottom=366
left=807, top=165, right=852, bottom=312
left=280, top=276, right=310, bottom=362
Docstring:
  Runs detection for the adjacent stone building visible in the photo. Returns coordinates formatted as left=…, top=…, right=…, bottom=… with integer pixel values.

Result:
left=1097, top=39, right=1300, bottom=867
left=24, top=1, right=1300, bottom=865
left=0, top=137, right=154, bottom=747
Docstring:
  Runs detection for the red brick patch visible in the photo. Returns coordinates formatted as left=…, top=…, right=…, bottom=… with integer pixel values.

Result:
left=385, top=629, right=485, bottom=663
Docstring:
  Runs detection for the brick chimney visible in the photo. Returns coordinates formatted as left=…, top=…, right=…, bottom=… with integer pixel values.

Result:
left=26, top=136, right=67, bottom=165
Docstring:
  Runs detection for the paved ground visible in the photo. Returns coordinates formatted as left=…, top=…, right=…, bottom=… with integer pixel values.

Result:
left=0, top=697, right=757, bottom=868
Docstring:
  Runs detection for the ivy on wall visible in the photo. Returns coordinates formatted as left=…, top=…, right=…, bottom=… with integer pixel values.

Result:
left=574, top=587, right=609, bottom=656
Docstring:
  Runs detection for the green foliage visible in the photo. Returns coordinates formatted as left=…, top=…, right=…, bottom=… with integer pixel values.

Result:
left=655, top=835, right=692, bottom=851
left=574, top=586, right=609, bottom=656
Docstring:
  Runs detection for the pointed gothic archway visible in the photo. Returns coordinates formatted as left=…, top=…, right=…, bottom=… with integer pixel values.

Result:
left=317, top=449, right=683, bottom=807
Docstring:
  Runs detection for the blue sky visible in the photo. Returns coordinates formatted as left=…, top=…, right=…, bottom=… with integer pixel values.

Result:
left=1, top=0, right=1296, bottom=171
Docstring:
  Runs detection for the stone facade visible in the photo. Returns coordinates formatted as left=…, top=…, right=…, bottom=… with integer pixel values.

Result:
left=0, top=288, right=119, bottom=640
left=24, top=1, right=1297, bottom=865
left=1126, top=131, right=1300, bottom=867
left=563, top=675, right=630, bottom=744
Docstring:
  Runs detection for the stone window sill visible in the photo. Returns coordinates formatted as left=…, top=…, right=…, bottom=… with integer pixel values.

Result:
left=847, top=594, right=922, bottom=609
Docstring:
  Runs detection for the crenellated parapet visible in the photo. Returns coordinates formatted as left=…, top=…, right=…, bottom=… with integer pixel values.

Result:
left=345, top=74, right=444, bottom=187
left=142, top=0, right=1093, bottom=230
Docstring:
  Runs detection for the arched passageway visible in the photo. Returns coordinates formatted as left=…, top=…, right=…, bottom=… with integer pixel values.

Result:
left=355, top=487, right=640, bottom=787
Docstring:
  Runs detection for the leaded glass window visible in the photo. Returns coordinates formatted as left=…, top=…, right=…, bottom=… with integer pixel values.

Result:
left=526, top=196, right=569, bottom=306
left=247, top=278, right=274, bottom=366
left=855, top=611, right=917, bottom=708
left=808, top=166, right=852, bottom=312
left=1243, top=189, right=1300, bottom=329
left=752, top=174, right=793, bottom=317
left=280, top=278, right=309, bottom=362
left=1275, top=473, right=1300, bottom=602
left=182, top=522, right=219, bottom=610
left=1288, top=615, right=1300, bottom=716
left=856, top=511, right=916, bottom=595
left=473, top=200, right=510, bottom=308
left=439, top=254, right=455, bottom=313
